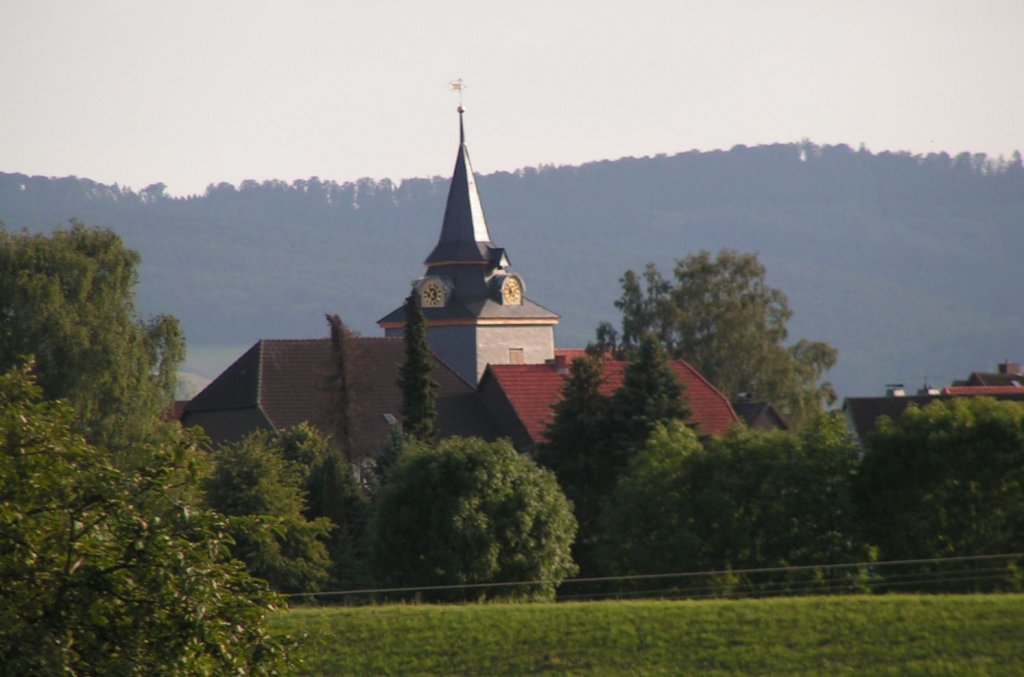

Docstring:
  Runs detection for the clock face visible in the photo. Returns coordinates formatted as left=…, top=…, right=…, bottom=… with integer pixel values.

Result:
left=501, top=276, right=523, bottom=305
left=421, top=280, right=445, bottom=308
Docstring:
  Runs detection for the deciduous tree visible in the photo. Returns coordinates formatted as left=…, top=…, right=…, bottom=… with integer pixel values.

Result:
left=0, top=364, right=288, bottom=674
left=538, top=341, right=691, bottom=575
left=599, top=250, right=837, bottom=423
left=204, top=428, right=333, bottom=593
left=600, top=415, right=865, bottom=587
left=370, top=437, right=578, bottom=600
left=856, top=397, right=1024, bottom=590
left=0, top=222, right=183, bottom=451
left=292, top=424, right=370, bottom=589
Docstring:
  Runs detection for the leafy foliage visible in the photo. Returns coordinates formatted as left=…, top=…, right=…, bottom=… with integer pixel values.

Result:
left=536, top=355, right=612, bottom=574
left=397, top=288, right=438, bottom=442
left=538, top=343, right=690, bottom=575
left=0, top=364, right=288, bottom=674
left=599, top=250, right=837, bottom=423
left=600, top=415, right=866, bottom=586
left=302, top=430, right=371, bottom=590
left=0, top=222, right=184, bottom=452
left=608, top=334, right=692, bottom=453
left=370, top=437, right=578, bottom=600
left=537, top=356, right=611, bottom=511
left=857, top=397, right=1024, bottom=589
left=204, top=427, right=334, bottom=594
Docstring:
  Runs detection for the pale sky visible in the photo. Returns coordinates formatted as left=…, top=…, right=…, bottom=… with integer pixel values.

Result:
left=2, top=0, right=1022, bottom=196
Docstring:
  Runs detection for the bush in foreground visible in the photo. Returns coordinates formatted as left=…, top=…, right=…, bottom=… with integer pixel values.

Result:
left=858, top=397, right=1024, bottom=591
left=370, top=437, right=578, bottom=600
left=204, top=428, right=334, bottom=594
left=600, top=415, right=867, bottom=591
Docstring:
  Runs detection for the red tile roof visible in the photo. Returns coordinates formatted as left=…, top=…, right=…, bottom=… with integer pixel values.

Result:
left=942, top=385, right=1024, bottom=396
left=482, top=355, right=738, bottom=446
left=554, top=348, right=588, bottom=361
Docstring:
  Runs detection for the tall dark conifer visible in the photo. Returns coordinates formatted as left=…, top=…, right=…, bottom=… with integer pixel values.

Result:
left=398, top=289, right=438, bottom=442
left=536, top=355, right=612, bottom=575
left=326, top=314, right=356, bottom=462
left=538, top=355, right=611, bottom=504
left=610, top=333, right=692, bottom=462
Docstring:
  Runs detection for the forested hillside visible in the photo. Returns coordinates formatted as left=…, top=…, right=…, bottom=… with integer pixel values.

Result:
left=2, top=142, right=1021, bottom=397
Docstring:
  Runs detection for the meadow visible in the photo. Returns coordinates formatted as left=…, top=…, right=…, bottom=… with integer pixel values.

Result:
left=273, top=594, right=1024, bottom=675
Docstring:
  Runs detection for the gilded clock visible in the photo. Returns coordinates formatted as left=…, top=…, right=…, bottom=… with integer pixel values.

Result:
left=421, top=279, right=446, bottom=308
left=501, top=276, right=523, bottom=305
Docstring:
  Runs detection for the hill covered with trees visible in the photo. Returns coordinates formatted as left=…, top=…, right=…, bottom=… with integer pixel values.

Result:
left=2, top=142, right=1021, bottom=397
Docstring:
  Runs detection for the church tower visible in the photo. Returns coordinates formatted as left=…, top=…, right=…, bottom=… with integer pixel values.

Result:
left=378, top=107, right=559, bottom=384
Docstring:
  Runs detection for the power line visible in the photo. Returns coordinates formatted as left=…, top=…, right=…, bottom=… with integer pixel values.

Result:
left=281, top=552, right=1024, bottom=601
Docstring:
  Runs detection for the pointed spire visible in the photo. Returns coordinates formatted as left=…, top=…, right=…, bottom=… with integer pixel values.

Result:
left=425, top=107, right=495, bottom=266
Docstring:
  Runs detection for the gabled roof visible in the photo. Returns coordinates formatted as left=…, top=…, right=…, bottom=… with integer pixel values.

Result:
left=843, top=391, right=1024, bottom=446
left=479, top=363, right=565, bottom=448
left=186, top=340, right=264, bottom=413
left=955, top=372, right=1024, bottom=388
left=182, top=338, right=501, bottom=454
left=731, top=400, right=791, bottom=431
left=425, top=110, right=495, bottom=265
left=478, top=355, right=739, bottom=448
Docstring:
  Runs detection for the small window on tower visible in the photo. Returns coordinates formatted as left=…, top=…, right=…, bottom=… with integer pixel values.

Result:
left=509, top=348, right=524, bottom=365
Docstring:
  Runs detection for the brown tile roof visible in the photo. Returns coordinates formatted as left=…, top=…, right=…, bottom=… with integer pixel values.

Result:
left=960, top=372, right=1024, bottom=387
left=843, top=395, right=936, bottom=446
left=479, top=355, right=739, bottom=447
left=257, top=339, right=335, bottom=431
left=843, top=391, right=1024, bottom=445
left=182, top=338, right=501, bottom=455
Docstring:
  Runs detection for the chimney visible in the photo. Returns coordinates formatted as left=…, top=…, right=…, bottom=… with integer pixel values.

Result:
left=998, top=362, right=1022, bottom=376
left=886, top=384, right=906, bottom=397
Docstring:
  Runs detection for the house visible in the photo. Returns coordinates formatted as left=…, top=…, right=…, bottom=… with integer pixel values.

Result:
left=478, top=351, right=738, bottom=450
left=843, top=363, right=1024, bottom=447
left=180, top=337, right=501, bottom=461
left=730, top=397, right=791, bottom=432
left=182, top=107, right=739, bottom=455
left=952, top=361, right=1024, bottom=387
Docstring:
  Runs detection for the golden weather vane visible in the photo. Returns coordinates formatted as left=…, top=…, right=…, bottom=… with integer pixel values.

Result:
left=450, top=78, right=466, bottom=111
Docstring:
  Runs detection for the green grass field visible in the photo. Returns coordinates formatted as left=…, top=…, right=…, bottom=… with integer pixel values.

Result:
left=273, top=594, right=1024, bottom=675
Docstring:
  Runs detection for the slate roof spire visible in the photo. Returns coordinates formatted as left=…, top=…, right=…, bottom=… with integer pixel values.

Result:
left=425, top=106, right=496, bottom=266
